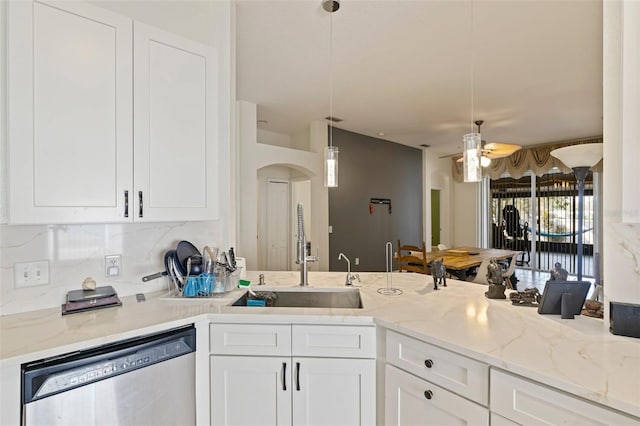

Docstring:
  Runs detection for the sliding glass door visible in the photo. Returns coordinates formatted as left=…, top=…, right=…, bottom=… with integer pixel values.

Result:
left=490, top=170, right=597, bottom=277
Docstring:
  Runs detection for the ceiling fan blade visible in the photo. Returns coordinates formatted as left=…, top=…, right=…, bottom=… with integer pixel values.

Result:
left=438, top=152, right=463, bottom=159
left=484, top=142, right=522, bottom=159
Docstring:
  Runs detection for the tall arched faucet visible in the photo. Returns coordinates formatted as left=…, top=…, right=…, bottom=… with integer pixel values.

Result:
left=296, top=203, right=317, bottom=286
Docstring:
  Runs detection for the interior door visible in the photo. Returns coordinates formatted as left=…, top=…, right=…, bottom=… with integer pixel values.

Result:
left=267, top=180, right=290, bottom=270
left=431, top=189, right=441, bottom=246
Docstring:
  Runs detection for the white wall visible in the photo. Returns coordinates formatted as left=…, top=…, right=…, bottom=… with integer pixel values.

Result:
left=452, top=180, right=480, bottom=247
left=237, top=101, right=329, bottom=271
left=257, top=128, right=291, bottom=148
left=0, top=1, right=234, bottom=315
left=423, top=150, right=453, bottom=250
left=602, top=0, right=640, bottom=329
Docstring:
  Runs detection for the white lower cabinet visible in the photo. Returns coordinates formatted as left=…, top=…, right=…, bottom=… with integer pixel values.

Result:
left=490, top=369, right=639, bottom=425
left=292, top=357, right=375, bottom=426
left=385, top=364, right=489, bottom=426
left=209, top=323, right=376, bottom=426
left=211, top=356, right=291, bottom=426
left=384, top=330, right=489, bottom=425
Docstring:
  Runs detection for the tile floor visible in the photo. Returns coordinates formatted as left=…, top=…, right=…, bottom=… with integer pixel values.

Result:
left=513, top=267, right=597, bottom=297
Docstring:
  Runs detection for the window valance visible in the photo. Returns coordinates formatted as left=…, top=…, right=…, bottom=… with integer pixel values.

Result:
left=451, top=136, right=603, bottom=182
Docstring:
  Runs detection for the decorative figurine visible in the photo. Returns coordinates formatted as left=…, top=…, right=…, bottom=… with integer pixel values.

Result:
left=549, top=262, right=569, bottom=281
left=509, top=288, right=541, bottom=306
left=582, top=300, right=604, bottom=318
left=485, top=258, right=506, bottom=299
left=429, top=258, right=447, bottom=290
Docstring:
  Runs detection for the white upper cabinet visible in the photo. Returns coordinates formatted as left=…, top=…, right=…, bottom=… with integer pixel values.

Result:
left=8, top=1, right=221, bottom=224
left=8, top=0, right=133, bottom=224
left=133, top=22, right=219, bottom=222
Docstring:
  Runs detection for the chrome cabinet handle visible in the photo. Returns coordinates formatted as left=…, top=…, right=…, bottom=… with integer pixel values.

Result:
left=124, top=191, right=129, bottom=218
left=282, top=362, right=287, bottom=391
left=424, top=359, right=433, bottom=368
left=138, top=191, right=143, bottom=218
left=295, top=362, right=301, bottom=391
left=424, top=390, right=433, bottom=400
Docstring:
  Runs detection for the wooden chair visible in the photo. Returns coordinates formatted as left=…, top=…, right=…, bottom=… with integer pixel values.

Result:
left=397, top=240, right=428, bottom=274
left=471, top=257, right=494, bottom=284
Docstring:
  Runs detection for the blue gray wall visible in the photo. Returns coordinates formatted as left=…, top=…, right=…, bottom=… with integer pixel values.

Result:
left=328, top=128, right=423, bottom=272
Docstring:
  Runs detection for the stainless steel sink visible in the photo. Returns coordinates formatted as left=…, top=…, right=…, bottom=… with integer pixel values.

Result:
left=231, top=287, right=363, bottom=309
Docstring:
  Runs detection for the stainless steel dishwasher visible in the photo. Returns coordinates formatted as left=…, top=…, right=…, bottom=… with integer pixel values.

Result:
left=21, top=325, right=196, bottom=426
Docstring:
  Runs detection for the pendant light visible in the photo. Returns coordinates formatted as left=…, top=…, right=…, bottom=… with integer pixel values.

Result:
left=463, top=1, right=482, bottom=183
left=323, top=0, right=339, bottom=188
left=463, top=133, right=482, bottom=182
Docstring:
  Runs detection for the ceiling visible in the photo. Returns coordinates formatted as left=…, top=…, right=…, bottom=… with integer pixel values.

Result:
left=235, top=0, right=603, bottom=157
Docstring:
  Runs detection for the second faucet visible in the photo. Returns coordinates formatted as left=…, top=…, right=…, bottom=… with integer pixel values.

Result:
left=338, top=253, right=360, bottom=286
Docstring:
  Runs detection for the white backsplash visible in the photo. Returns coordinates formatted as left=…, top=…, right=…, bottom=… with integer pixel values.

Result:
left=0, top=221, right=225, bottom=315
left=605, top=222, right=640, bottom=310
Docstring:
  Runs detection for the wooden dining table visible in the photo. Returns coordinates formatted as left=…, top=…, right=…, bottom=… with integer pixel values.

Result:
left=418, top=246, right=521, bottom=280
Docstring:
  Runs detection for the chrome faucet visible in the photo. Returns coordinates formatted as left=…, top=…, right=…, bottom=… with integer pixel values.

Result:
left=338, top=253, right=360, bottom=286
left=296, top=203, right=317, bottom=286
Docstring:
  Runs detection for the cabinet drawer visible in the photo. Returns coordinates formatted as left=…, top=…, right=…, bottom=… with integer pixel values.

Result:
left=210, top=324, right=291, bottom=356
left=491, top=369, right=639, bottom=425
left=292, top=325, right=376, bottom=358
left=386, top=330, right=488, bottom=405
left=385, top=364, right=488, bottom=426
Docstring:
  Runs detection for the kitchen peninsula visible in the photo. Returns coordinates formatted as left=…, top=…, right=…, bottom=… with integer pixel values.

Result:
left=2, top=272, right=639, bottom=425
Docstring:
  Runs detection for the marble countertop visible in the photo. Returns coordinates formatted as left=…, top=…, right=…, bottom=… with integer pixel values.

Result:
left=1, top=271, right=639, bottom=418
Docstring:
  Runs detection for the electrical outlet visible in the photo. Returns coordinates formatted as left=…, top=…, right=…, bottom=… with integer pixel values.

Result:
left=105, top=255, right=122, bottom=278
left=14, top=261, right=50, bottom=288
left=355, top=257, right=360, bottom=265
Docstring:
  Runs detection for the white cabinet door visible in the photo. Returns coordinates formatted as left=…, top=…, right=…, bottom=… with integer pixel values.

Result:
left=134, top=22, right=219, bottom=222
left=385, top=365, right=489, bottom=426
left=8, top=0, right=133, bottom=224
left=490, top=369, right=639, bottom=425
left=210, top=356, right=291, bottom=426
left=292, top=357, right=376, bottom=426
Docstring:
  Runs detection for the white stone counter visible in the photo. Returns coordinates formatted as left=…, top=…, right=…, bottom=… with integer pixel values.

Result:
left=1, top=271, right=639, bottom=419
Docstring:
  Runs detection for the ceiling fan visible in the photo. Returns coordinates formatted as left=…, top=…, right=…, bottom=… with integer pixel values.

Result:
left=441, top=120, right=522, bottom=166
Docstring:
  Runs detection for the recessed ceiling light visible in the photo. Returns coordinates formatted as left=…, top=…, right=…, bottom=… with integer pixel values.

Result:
left=378, top=132, right=385, bottom=137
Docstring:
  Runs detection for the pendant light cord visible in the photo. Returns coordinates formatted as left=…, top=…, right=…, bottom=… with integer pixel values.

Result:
left=329, top=8, right=334, bottom=148
left=470, top=0, right=475, bottom=134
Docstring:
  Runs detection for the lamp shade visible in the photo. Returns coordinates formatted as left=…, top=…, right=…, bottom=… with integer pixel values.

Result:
left=550, top=143, right=603, bottom=169
left=463, top=133, right=482, bottom=182
left=324, top=146, right=339, bottom=187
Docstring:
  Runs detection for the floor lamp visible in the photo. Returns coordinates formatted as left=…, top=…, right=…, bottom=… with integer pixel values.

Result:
left=550, top=143, right=603, bottom=281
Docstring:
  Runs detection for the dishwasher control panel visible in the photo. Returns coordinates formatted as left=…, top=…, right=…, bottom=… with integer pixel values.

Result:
left=35, top=340, right=191, bottom=398
left=22, top=325, right=196, bottom=403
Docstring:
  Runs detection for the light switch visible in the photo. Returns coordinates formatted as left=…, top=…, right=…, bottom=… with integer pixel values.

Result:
left=14, top=261, right=49, bottom=288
